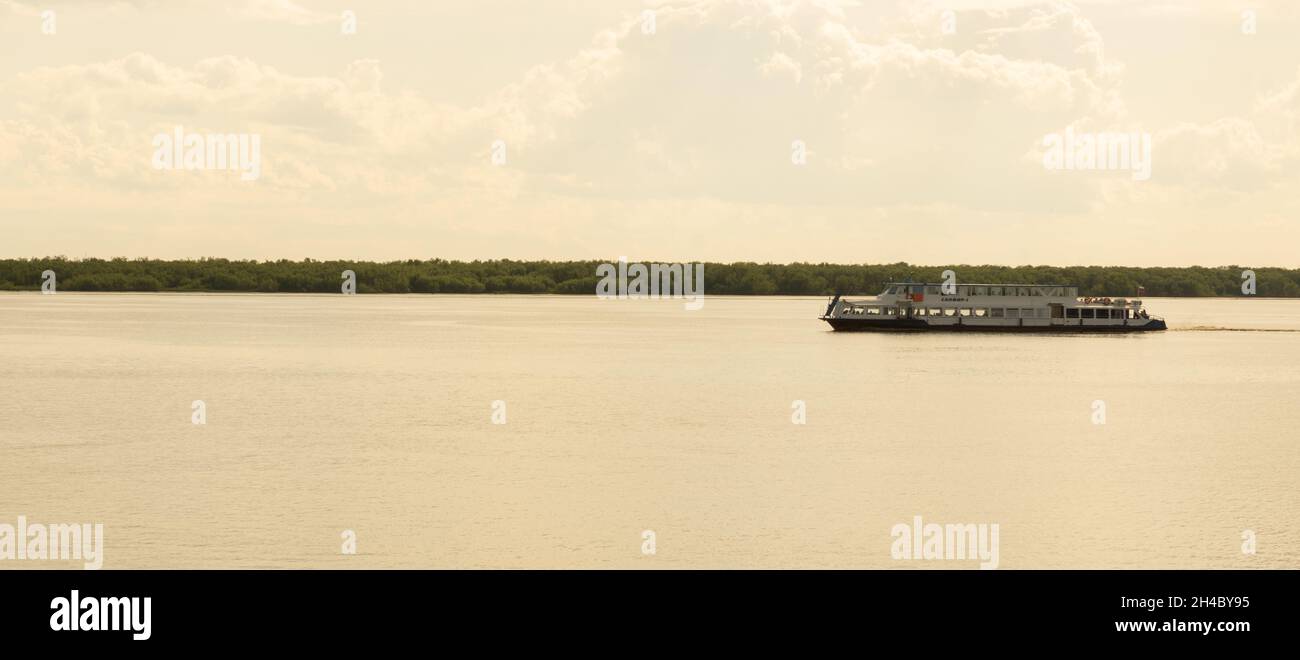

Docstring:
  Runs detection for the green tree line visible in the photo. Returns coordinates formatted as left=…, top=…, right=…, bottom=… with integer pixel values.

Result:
left=1, top=258, right=1297, bottom=297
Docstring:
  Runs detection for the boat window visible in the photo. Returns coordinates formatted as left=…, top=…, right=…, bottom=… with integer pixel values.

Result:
left=929, top=308, right=943, bottom=316
left=944, top=308, right=957, bottom=317
left=886, top=307, right=897, bottom=316
left=959, top=308, right=972, bottom=316
left=1021, top=308, right=1034, bottom=318
left=990, top=308, right=1004, bottom=318
left=1006, top=308, right=1020, bottom=319
left=867, top=307, right=881, bottom=315
left=1081, top=309, right=1095, bottom=319
left=974, top=308, right=987, bottom=317
left=971, top=286, right=985, bottom=296
left=1097, top=309, right=1109, bottom=319
left=1066, top=308, right=1079, bottom=318
left=1126, top=309, right=1135, bottom=319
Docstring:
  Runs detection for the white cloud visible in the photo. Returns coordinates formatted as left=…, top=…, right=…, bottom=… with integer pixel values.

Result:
left=1, top=0, right=1299, bottom=264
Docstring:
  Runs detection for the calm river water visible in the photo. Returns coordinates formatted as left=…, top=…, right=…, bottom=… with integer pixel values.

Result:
left=1, top=293, right=1296, bottom=568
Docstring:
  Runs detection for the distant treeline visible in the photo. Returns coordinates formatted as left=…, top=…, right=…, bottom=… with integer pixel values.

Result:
left=1, top=258, right=1297, bottom=297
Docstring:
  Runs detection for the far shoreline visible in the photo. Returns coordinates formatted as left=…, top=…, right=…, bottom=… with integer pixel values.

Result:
left=2, top=290, right=1294, bottom=301
left=3, top=258, right=1297, bottom=298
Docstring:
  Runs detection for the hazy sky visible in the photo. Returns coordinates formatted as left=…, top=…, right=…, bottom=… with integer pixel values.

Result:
left=1, top=0, right=1297, bottom=266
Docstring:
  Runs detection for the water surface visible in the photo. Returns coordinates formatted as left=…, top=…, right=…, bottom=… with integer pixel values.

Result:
left=1, top=293, right=1296, bottom=568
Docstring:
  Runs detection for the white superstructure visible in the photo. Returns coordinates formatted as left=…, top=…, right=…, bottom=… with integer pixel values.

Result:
left=821, top=283, right=1165, bottom=332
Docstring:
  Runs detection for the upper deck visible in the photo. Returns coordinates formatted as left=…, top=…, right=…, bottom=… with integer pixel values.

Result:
left=863, top=283, right=1140, bottom=309
left=879, top=282, right=1078, bottom=299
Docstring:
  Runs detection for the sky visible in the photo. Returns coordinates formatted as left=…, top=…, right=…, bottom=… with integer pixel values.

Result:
left=1, top=0, right=1297, bottom=266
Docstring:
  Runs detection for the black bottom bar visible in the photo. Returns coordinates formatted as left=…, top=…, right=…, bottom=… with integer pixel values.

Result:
left=0, top=569, right=1286, bottom=647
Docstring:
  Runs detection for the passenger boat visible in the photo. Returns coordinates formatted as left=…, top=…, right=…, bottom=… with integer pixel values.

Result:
left=820, top=283, right=1166, bottom=332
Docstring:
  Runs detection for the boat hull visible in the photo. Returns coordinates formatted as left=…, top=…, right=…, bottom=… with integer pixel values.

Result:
left=821, top=317, right=1167, bottom=332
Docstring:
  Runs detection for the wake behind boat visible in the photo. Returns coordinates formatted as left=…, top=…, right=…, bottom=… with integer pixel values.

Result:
left=821, top=282, right=1166, bottom=332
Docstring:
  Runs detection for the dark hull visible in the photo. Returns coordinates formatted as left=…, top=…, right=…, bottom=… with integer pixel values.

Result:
left=822, top=317, right=1167, bottom=333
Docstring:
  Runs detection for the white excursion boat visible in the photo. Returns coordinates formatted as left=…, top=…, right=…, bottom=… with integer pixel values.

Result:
left=820, top=283, right=1166, bottom=332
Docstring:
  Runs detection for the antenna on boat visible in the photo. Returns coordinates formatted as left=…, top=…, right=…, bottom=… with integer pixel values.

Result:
left=824, top=294, right=840, bottom=318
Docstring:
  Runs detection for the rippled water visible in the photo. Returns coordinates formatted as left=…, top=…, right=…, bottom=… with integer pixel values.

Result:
left=1, top=293, right=1297, bottom=568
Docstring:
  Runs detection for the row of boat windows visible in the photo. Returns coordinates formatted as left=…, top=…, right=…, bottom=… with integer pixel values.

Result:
left=887, top=285, right=1074, bottom=297
left=1066, top=308, right=1135, bottom=319
left=844, top=306, right=1137, bottom=319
